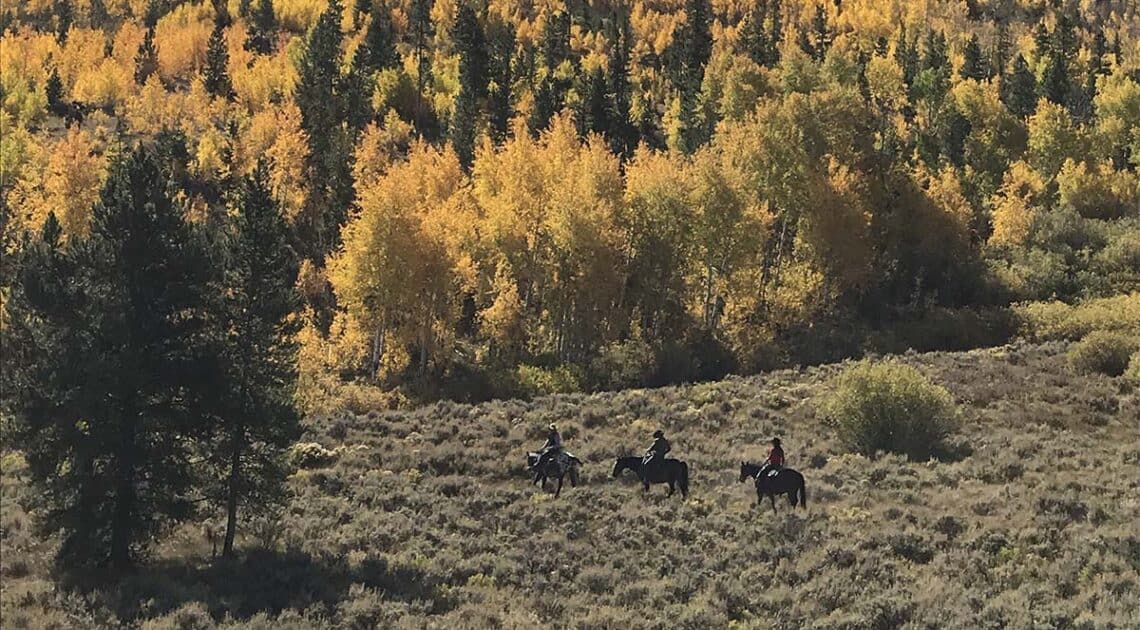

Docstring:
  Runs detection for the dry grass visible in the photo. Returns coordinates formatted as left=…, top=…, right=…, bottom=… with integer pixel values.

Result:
left=2, top=343, right=1139, bottom=628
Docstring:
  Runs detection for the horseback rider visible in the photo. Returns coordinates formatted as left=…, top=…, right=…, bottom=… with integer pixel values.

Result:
left=758, top=437, right=785, bottom=478
left=534, top=423, right=563, bottom=480
left=643, top=430, right=671, bottom=466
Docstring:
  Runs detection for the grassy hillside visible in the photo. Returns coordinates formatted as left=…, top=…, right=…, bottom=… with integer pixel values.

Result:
left=2, top=342, right=1139, bottom=628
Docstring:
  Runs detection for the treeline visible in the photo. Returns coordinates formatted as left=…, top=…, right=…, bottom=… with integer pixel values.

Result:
left=2, top=146, right=300, bottom=567
left=2, top=0, right=1139, bottom=405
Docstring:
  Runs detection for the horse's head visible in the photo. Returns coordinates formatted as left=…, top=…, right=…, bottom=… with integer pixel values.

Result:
left=612, top=458, right=624, bottom=477
left=739, top=461, right=749, bottom=483
left=526, top=452, right=539, bottom=469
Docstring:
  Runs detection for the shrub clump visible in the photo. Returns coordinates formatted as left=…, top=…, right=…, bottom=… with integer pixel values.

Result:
left=820, top=360, right=959, bottom=460
left=1067, top=331, right=1140, bottom=377
left=1127, top=351, right=1140, bottom=381
left=289, top=442, right=338, bottom=469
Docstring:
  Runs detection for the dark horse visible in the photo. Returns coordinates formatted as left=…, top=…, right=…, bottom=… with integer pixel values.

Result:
left=613, top=456, right=690, bottom=498
left=739, top=462, right=807, bottom=513
left=526, top=451, right=581, bottom=497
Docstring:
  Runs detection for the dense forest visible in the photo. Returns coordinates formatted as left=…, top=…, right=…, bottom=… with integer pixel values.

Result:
left=2, top=0, right=1138, bottom=403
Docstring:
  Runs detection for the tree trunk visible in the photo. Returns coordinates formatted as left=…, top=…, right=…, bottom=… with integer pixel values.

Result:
left=222, top=425, right=243, bottom=557
left=110, top=411, right=137, bottom=569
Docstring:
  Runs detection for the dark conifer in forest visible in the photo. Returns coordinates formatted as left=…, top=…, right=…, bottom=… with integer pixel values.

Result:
left=245, top=0, right=277, bottom=54
left=960, top=34, right=988, bottom=81
left=134, top=27, right=159, bottom=84
left=210, top=162, right=301, bottom=558
left=357, top=1, right=397, bottom=72
left=1, top=147, right=216, bottom=569
left=204, top=13, right=234, bottom=99
left=1002, top=53, right=1037, bottom=118
left=487, top=19, right=514, bottom=145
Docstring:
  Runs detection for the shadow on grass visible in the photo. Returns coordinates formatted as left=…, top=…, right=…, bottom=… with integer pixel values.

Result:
left=57, top=548, right=453, bottom=623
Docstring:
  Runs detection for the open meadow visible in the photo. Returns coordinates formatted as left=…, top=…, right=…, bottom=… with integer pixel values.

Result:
left=3, top=341, right=1138, bottom=629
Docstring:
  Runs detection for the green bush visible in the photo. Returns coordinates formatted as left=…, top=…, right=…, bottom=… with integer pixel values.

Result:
left=513, top=364, right=582, bottom=398
left=1067, top=331, right=1140, bottom=377
left=1014, top=293, right=1140, bottom=342
left=820, top=360, right=959, bottom=460
left=1127, top=351, right=1140, bottom=381
left=588, top=337, right=657, bottom=391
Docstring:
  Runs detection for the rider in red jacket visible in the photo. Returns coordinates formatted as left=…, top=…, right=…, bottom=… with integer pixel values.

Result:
left=760, top=437, right=784, bottom=476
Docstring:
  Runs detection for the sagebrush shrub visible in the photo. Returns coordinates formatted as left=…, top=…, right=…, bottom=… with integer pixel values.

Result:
left=1127, top=351, right=1140, bottom=381
left=1067, top=331, right=1140, bottom=377
left=820, top=360, right=959, bottom=460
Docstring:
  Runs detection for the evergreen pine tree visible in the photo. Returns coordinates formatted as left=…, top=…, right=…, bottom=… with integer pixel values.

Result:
left=741, top=0, right=770, bottom=66
left=809, top=3, right=832, bottom=62
left=54, top=0, right=72, bottom=44
left=135, top=27, right=159, bottom=84
left=991, top=23, right=1011, bottom=76
left=1032, top=22, right=1050, bottom=58
left=894, top=25, right=918, bottom=86
left=528, top=75, right=558, bottom=136
left=204, top=17, right=234, bottom=99
left=294, top=0, right=357, bottom=258
left=358, top=1, right=397, bottom=72
left=487, top=19, right=514, bottom=145
left=768, top=0, right=782, bottom=65
left=245, top=0, right=277, bottom=54
left=1, top=147, right=216, bottom=569
left=88, top=0, right=109, bottom=29
left=1052, top=12, right=1077, bottom=60
left=211, top=162, right=301, bottom=557
left=608, top=8, right=637, bottom=157
left=409, top=0, right=435, bottom=95
left=453, top=3, right=488, bottom=102
left=1001, top=53, right=1037, bottom=118
left=143, top=0, right=163, bottom=29
left=923, top=30, right=948, bottom=71
left=1038, top=50, right=1069, bottom=106
left=450, top=3, right=488, bottom=168
left=574, top=65, right=610, bottom=139
left=45, top=66, right=64, bottom=114
left=960, top=34, right=987, bottom=81
left=451, top=84, right=478, bottom=169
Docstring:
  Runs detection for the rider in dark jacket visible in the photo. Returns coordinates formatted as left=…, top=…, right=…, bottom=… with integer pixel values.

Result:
left=643, top=430, right=671, bottom=465
left=758, top=437, right=784, bottom=477
left=534, top=424, right=563, bottom=480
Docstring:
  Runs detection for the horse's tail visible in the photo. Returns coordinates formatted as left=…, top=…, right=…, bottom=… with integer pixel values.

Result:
left=797, top=474, right=807, bottom=509
left=679, top=461, right=690, bottom=497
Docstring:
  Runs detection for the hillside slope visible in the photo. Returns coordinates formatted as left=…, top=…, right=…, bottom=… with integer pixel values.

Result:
left=3, top=342, right=1139, bottom=628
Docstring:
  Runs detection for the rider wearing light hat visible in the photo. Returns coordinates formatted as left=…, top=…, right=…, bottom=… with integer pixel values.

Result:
left=534, top=423, right=563, bottom=480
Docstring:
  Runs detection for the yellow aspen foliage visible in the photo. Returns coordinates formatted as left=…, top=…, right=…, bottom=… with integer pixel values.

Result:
left=329, top=143, right=469, bottom=376
left=989, top=161, right=1045, bottom=248
left=1056, top=160, right=1140, bottom=220
left=865, top=56, right=907, bottom=112
left=251, top=103, right=310, bottom=221
left=1027, top=99, right=1086, bottom=181
left=799, top=159, right=873, bottom=295
left=925, top=166, right=974, bottom=239
left=230, top=36, right=299, bottom=109
left=155, top=2, right=213, bottom=83
left=352, top=112, right=413, bottom=193
left=11, top=126, right=105, bottom=239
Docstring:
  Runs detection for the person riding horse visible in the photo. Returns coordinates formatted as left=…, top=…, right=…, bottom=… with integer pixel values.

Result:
left=643, top=430, right=671, bottom=467
left=757, top=437, right=784, bottom=478
left=534, top=423, right=563, bottom=482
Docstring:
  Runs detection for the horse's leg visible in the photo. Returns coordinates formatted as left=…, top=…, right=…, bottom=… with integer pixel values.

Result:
left=667, top=480, right=675, bottom=497
left=556, top=475, right=563, bottom=498
left=769, top=493, right=777, bottom=515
